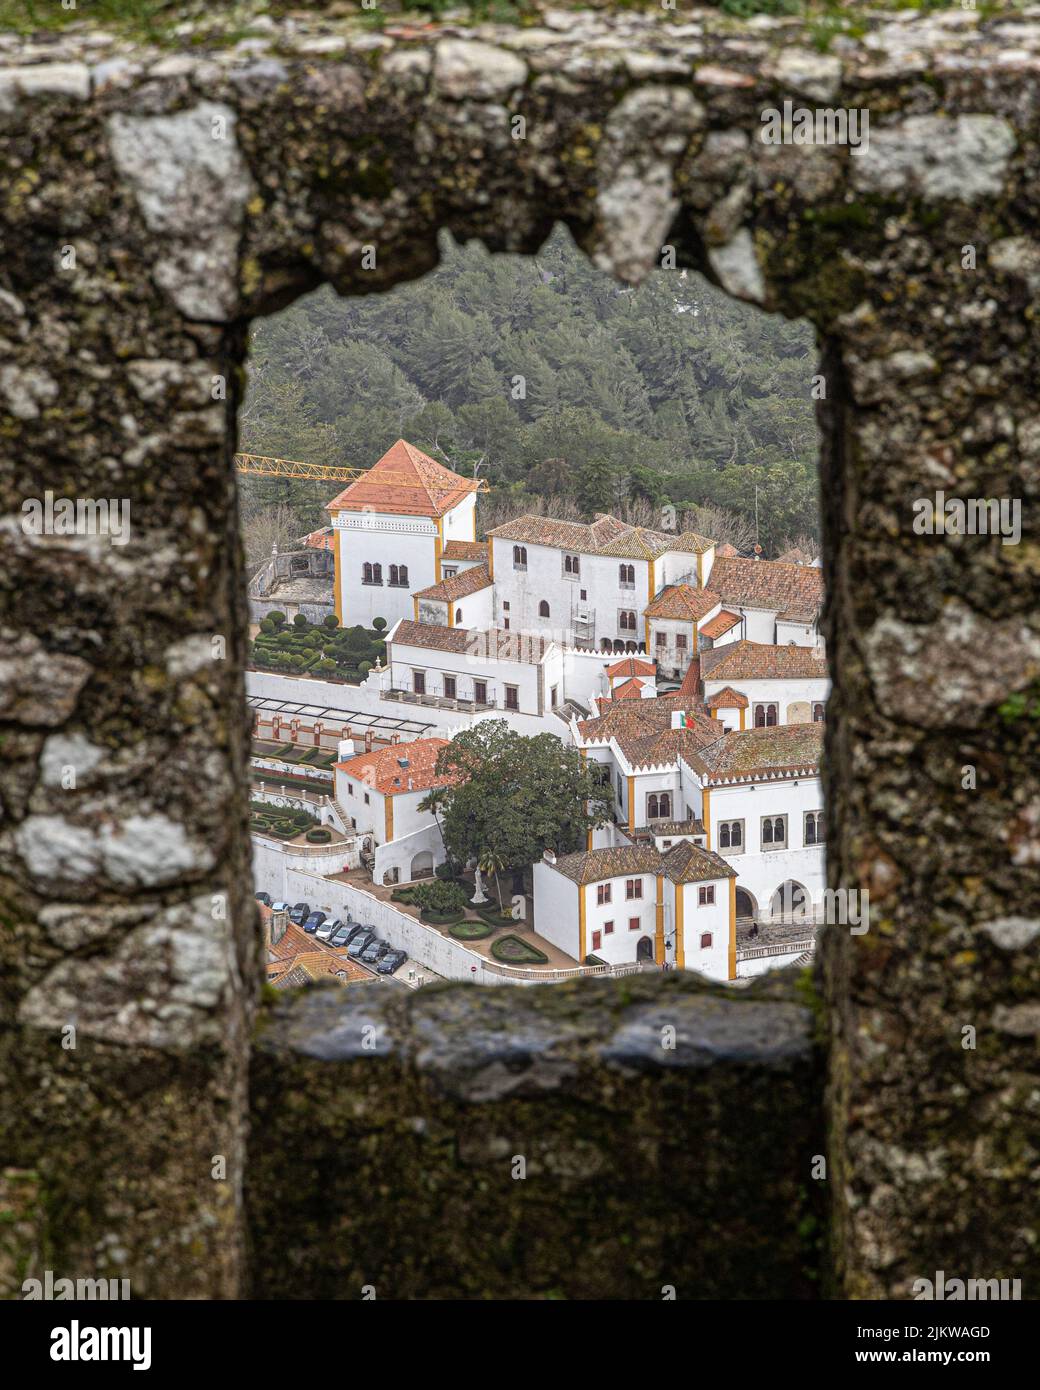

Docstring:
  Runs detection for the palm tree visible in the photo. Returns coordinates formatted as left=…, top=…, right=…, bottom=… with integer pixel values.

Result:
left=479, top=848, right=507, bottom=915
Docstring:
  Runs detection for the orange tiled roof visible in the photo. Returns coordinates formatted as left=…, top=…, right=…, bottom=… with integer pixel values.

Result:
left=326, top=439, right=477, bottom=518
left=700, top=609, right=741, bottom=639
left=263, top=910, right=370, bottom=987
left=389, top=618, right=553, bottom=661
left=612, top=676, right=646, bottom=700
left=706, top=556, right=824, bottom=623
left=488, top=512, right=714, bottom=560
left=442, top=539, right=487, bottom=561
left=550, top=841, right=732, bottom=886
left=701, top=639, right=828, bottom=682
left=706, top=685, right=750, bottom=709
left=645, top=584, right=720, bottom=621
left=414, top=563, right=492, bottom=603
left=678, top=658, right=701, bottom=698
left=335, top=736, right=453, bottom=796
left=300, top=526, right=335, bottom=551
left=606, top=656, right=656, bottom=679
left=687, top=723, right=824, bottom=784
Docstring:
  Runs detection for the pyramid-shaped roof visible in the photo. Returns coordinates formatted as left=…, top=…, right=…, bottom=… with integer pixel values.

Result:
left=326, top=439, right=477, bottom=518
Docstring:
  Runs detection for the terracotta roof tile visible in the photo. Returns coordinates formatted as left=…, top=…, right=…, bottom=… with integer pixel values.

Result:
left=645, top=584, right=720, bottom=621
left=389, top=618, right=553, bottom=661
left=700, top=609, right=741, bottom=639
left=690, top=723, right=824, bottom=784
left=326, top=439, right=477, bottom=518
left=706, top=556, right=824, bottom=623
left=661, top=839, right=736, bottom=884
left=442, top=539, right=487, bottom=561
left=488, top=512, right=714, bottom=560
left=705, top=685, right=750, bottom=709
left=335, top=736, right=453, bottom=796
left=612, top=676, right=646, bottom=700
left=414, top=563, right=492, bottom=603
left=549, top=841, right=732, bottom=886
left=701, top=639, right=828, bottom=682
left=606, top=656, right=656, bottom=678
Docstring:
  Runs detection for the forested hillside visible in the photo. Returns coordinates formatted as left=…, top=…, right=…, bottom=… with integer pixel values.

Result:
left=239, top=226, right=819, bottom=559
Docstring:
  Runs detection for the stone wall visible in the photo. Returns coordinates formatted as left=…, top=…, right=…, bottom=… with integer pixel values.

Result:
left=1, top=5, right=1037, bottom=1298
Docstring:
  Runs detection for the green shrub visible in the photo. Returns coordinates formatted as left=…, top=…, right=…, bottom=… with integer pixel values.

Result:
left=323, top=614, right=339, bottom=628
left=435, top=860, right=462, bottom=882
left=491, top=935, right=548, bottom=965
left=268, top=611, right=286, bottom=627
left=301, top=652, right=321, bottom=670
left=448, top=921, right=493, bottom=941
left=259, top=618, right=275, bottom=633
left=412, top=879, right=469, bottom=914
left=306, top=828, right=332, bottom=844
left=293, top=614, right=309, bottom=628
left=358, top=660, right=372, bottom=675
left=421, top=908, right=466, bottom=925
left=372, top=616, right=387, bottom=632
left=287, top=655, right=305, bottom=671
left=316, top=659, right=337, bottom=675
left=476, top=904, right=515, bottom=926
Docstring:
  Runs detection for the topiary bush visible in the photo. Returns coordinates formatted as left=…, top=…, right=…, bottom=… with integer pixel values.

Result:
left=372, top=616, right=387, bottom=632
left=448, top=921, right=493, bottom=941
left=491, top=935, right=549, bottom=965
left=306, top=829, right=332, bottom=844
left=293, top=614, right=309, bottom=628
left=323, top=614, right=339, bottom=628
left=259, top=618, right=275, bottom=633
left=268, top=611, right=286, bottom=628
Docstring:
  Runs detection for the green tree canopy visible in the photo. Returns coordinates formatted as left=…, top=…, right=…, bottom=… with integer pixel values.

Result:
left=420, top=721, right=613, bottom=878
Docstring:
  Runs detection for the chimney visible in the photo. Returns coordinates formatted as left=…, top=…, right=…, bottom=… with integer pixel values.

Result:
left=270, top=908, right=287, bottom=946
left=542, top=848, right=557, bottom=865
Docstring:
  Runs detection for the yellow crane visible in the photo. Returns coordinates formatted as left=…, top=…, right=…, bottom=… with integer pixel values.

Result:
left=233, top=452, right=489, bottom=491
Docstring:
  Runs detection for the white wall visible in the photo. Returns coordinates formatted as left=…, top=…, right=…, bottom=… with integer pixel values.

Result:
left=532, top=861, right=580, bottom=960
left=490, top=539, right=650, bottom=650
left=373, top=822, right=446, bottom=886
left=676, top=877, right=731, bottom=980
left=336, top=509, right=437, bottom=629
left=251, top=833, right=362, bottom=900
left=703, top=675, right=830, bottom=726
left=582, top=875, right=657, bottom=965
left=705, top=778, right=826, bottom=919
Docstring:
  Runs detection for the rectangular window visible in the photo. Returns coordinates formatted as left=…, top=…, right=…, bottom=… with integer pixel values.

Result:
left=503, top=618, right=510, bottom=630
left=617, top=773, right=624, bottom=800
left=347, top=783, right=354, bottom=796
left=550, top=685, right=558, bottom=707
left=655, top=630, right=667, bottom=648
left=591, top=929, right=602, bottom=953
left=625, top=878, right=643, bottom=900
left=364, top=793, right=370, bottom=805
left=761, top=814, right=788, bottom=851
left=443, top=676, right=457, bottom=699
left=505, top=685, right=519, bottom=711
left=628, top=916, right=640, bottom=932
left=413, top=671, right=426, bottom=695
left=718, top=819, right=744, bottom=854
left=580, top=589, right=587, bottom=601
left=597, top=883, right=612, bottom=906
left=474, top=681, right=487, bottom=705
left=676, top=633, right=688, bottom=651
left=502, top=600, right=510, bottom=611
left=443, top=566, right=457, bottom=578
left=700, top=932, right=713, bottom=949
left=603, top=920, right=614, bottom=935
left=698, top=885, right=715, bottom=906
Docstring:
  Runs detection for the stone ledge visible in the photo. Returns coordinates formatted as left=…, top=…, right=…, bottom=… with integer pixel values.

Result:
left=248, top=972, right=823, bottom=1299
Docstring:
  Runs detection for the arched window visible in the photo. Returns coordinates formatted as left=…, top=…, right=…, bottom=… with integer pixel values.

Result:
left=399, top=564, right=408, bottom=585
left=455, top=609, right=463, bottom=624
left=719, top=820, right=743, bottom=850
left=659, top=792, right=671, bottom=819
left=813, top=702, right=825, bottom=723
left=372, top=563, right=382, bottom=584
left=539, top=600, right=550, bottom=618
left=619, top=563, right=635, bottom=586
left=362, top=562, right=373, bottom=584
left=647, top=793, right=659, bottom=821
left=388, top=564, right=398, bottom=586
left=754, top=702, right=778, bottom=727
left=513, top=545, right=527, bottom=569
left=601, top=638, right=612, bottom=652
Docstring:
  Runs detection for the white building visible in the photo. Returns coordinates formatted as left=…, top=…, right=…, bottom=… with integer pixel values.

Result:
left=533, top=841, right=736, bottom=979
left=699, top=640, right=830, bottom=729
left=700, top=554, right=823, bottom=650
left=486, top=514, right=715, bottom=653
left=333, top=735, right=453, bottom=886
left=327, top=439, right=482, bottom=630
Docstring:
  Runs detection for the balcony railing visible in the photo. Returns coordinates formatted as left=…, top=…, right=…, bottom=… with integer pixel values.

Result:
left=382, top=687, right=497, bottom=712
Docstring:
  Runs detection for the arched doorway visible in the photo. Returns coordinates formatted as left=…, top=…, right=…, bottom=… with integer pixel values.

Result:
left=735, top=887, right=757, bottom=921
left=410, top=850, right=435, bottom=881
left=636, top=935, right=655, bottom=962
left=770, top=881, right=810, bottom=923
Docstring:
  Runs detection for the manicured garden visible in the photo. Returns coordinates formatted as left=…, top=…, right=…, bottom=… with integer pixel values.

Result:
left=490, top=935, right=549, bottom=966
left=249, top=799, right=322, bottom=840
left=250, top=611, right=387, bottom=683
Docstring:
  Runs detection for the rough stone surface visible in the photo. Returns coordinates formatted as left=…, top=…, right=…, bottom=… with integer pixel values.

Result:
left=250, top=974, right=822, bottom=1299
left=0, top=2, right=1037, bottom=1299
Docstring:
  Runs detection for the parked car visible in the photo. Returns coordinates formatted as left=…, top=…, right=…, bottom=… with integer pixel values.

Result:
left=271, top=901, right=290, bottom=914
left=303, top=911, right=327, bottom=935
left=254, top=891, right=272, bottom=907
left=341, top=920, right=367, bottom=944
left=377, top=950, right=407, bottom=976
left=347, top=931, right=375, bottom=958
left=329, top=924, right=353, bottom=948
left=360, top=940, right=389, bottom=965
left=288, top=902, right=310, bottom=925
left=316, top=918, right=340, bottom=942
